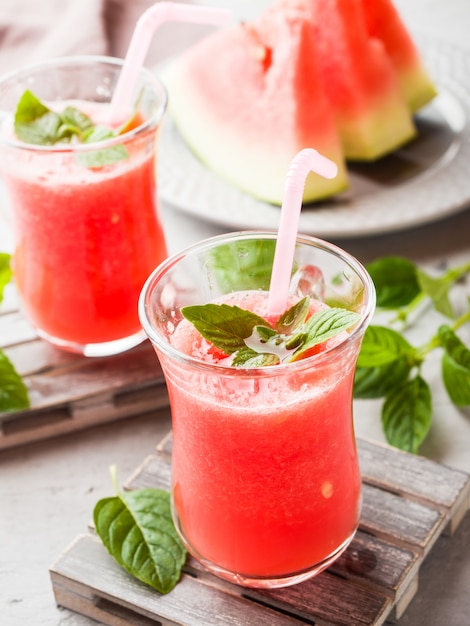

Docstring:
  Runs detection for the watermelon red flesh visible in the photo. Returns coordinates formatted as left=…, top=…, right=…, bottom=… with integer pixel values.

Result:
left=162, top=11, right=348, bottom=206
left=360, top=0, right=437, bottom=112
left=273, top=0, right=417, bottom=161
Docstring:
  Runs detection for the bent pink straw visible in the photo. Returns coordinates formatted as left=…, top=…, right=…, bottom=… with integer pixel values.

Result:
left=267, top=149, right=338, bottom=317
left=110, top=1, right=233, bottom=122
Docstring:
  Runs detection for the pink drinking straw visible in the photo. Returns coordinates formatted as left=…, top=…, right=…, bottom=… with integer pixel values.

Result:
left=110, top=1, right=233, bottom=123
left=266, top=149, right=338, bottom=317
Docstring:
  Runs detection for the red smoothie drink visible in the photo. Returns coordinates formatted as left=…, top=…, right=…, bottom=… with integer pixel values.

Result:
left=139, top=232, right=375, bottom=588
left=0, top=56, right=168, bottom=355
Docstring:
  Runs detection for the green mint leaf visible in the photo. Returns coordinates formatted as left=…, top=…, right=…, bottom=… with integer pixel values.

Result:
left=438, top=325, right=470, bottom=406
left=77, top=125, right=129, bottom=168
left=93, top=470, right=186, bottom=594
left=275, top=296, right=309, bottom=333
left=416, top=268, right=455, bottom=318
left=59, top=106, right=94, bottom=140
left=293, top=308, right=360, bottom=360
left=14, top=90, right=63, bottom=145
left=76, top=143, right=129, bottom=168
left=381, top=375, right=432, bottom=454
left=0, top=252, right=12, bottom=305
left=0, top=350, right=30, bottom=412
left=181, top=303, right=271, bottom=355
left=441, top=353, right=470, bottom=407
left=232, top=347, right=279, bottom=367
left=14, top=90, right=129, bottom=167
left=367, top=256, right=421, bottom=308
left=357, top=325, right=415, bottom=368
left=354, top=357, right=412, bottom=399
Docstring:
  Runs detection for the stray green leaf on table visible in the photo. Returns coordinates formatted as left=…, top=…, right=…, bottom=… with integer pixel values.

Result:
left=93, top=466, right=187, bottom=594
left=0, top=253, right=30, bottom=413
left=355, top=255, right=470, bottom=454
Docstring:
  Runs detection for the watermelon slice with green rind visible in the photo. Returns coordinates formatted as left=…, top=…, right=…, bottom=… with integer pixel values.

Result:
left=360, top=0, right=437, bottom=113
left=162, top=10, right=348, bottom=206
left=275, top=0, right=417, bottom=161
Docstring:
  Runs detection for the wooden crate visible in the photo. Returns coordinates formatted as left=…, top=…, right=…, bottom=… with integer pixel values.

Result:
left=0, top=293, right=168, bottom=450
left=50, top=433, right=470, bottom=626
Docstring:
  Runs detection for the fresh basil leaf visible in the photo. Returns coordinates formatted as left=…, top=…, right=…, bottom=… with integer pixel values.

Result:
left=254, top=325, right=279, bottom=343
left=275, top=296, right=309, bottom=333
left=417, top=268, right=455, bottom=318
left=181, top=303, right=271, bottom=355
left=441, top=353, right=470, bottom=407
left=14, top=89, right=129, bottom=166
left=0, top=253, right=12, bottom=305
left=292, top=308, right=360, bottom=359
left=59, top=106, right=94, bottom=140
left=381, top=376, right=432, bottom=453
left=232, top=347, right=279, bottom=367
left=438, top=326, right=470, bottom=406
left=0, top=350, right=30, bottom=412
left=94, top=473, right=186, bottom=595
left=357, top=325, right=415, bottom=368
left=367, top=256, right=421, bottom=308
left=354, top=357, right=412, bottom=399
left=76, top=144, right=128, bottom=168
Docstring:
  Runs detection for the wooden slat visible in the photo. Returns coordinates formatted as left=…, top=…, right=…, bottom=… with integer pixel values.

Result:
left=50, top=534, right=307, bottom=626
left=51, top=434, right=470, bottom=626
left=0, top=302, right=169, bottom=450
left=358, top=438, right=470, bottom=534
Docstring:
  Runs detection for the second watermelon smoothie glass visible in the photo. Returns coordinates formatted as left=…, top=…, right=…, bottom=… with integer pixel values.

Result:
left=139, top=231, right=376, bottom=588
left=0, top=56, right=168, bottom=356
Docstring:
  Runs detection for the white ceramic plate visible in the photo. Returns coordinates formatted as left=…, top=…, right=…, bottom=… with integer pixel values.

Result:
left=157, top=36, right=470, bottom=238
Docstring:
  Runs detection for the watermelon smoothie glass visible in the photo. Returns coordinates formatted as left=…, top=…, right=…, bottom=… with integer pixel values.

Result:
left=0, top=56, right=168, bottom=356
left=139, top=231, right=375, bottom=588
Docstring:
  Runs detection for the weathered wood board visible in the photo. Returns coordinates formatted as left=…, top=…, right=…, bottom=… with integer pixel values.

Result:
left=0, top=293, right=168, bottom=450
left=50, top=433, right=470, bottom=626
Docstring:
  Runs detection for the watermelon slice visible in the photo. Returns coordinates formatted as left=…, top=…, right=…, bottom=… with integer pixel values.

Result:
left=273, top=0, right=417, bottom=161
left=360, top=0, right=437, bottom=112
left=162, top=10, right=348, bottom=205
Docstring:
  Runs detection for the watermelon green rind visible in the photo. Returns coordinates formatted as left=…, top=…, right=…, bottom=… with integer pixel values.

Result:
left=162, top=14, right=349, bottom=205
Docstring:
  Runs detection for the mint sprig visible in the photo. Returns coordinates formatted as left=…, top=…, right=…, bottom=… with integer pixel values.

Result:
left=181, top=296, right=360, bottom=366
left=0, top=253, right=30, bottom=413
left=93, top=466, right=187, bottom=594
left=355, top=256, right=470, bottom=454
left=14, top=90, right=128, bottom=167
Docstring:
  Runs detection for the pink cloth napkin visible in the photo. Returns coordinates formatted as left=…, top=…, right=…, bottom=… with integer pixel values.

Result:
left=0, top=0, right=200, bottom=77
left=0, top=0, right=109, bottom=76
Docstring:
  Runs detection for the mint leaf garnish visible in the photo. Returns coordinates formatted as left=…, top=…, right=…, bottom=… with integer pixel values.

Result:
left=275, top=296, right=309, bottom=333
left=181, top=297, right=360, bottom=367
left=181, top=303, right=269, bottom=355
left=14, top=90, right=63, bottom=145
left=292, top=308, right=361, bottom=360
left=93, top=466, right=186, bottom=594
left=14, top=89, right=129, bottom=167
left=0, top=253, right=30, bottom=413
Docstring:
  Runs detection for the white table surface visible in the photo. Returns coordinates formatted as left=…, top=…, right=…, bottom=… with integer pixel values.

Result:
left=1, top=1, right=470, bottom=625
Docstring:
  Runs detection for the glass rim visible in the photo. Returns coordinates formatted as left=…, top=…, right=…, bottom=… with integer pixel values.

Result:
left=0, top=54, right=168, bottom=153
left=139, top=230, right=376, bottom=374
